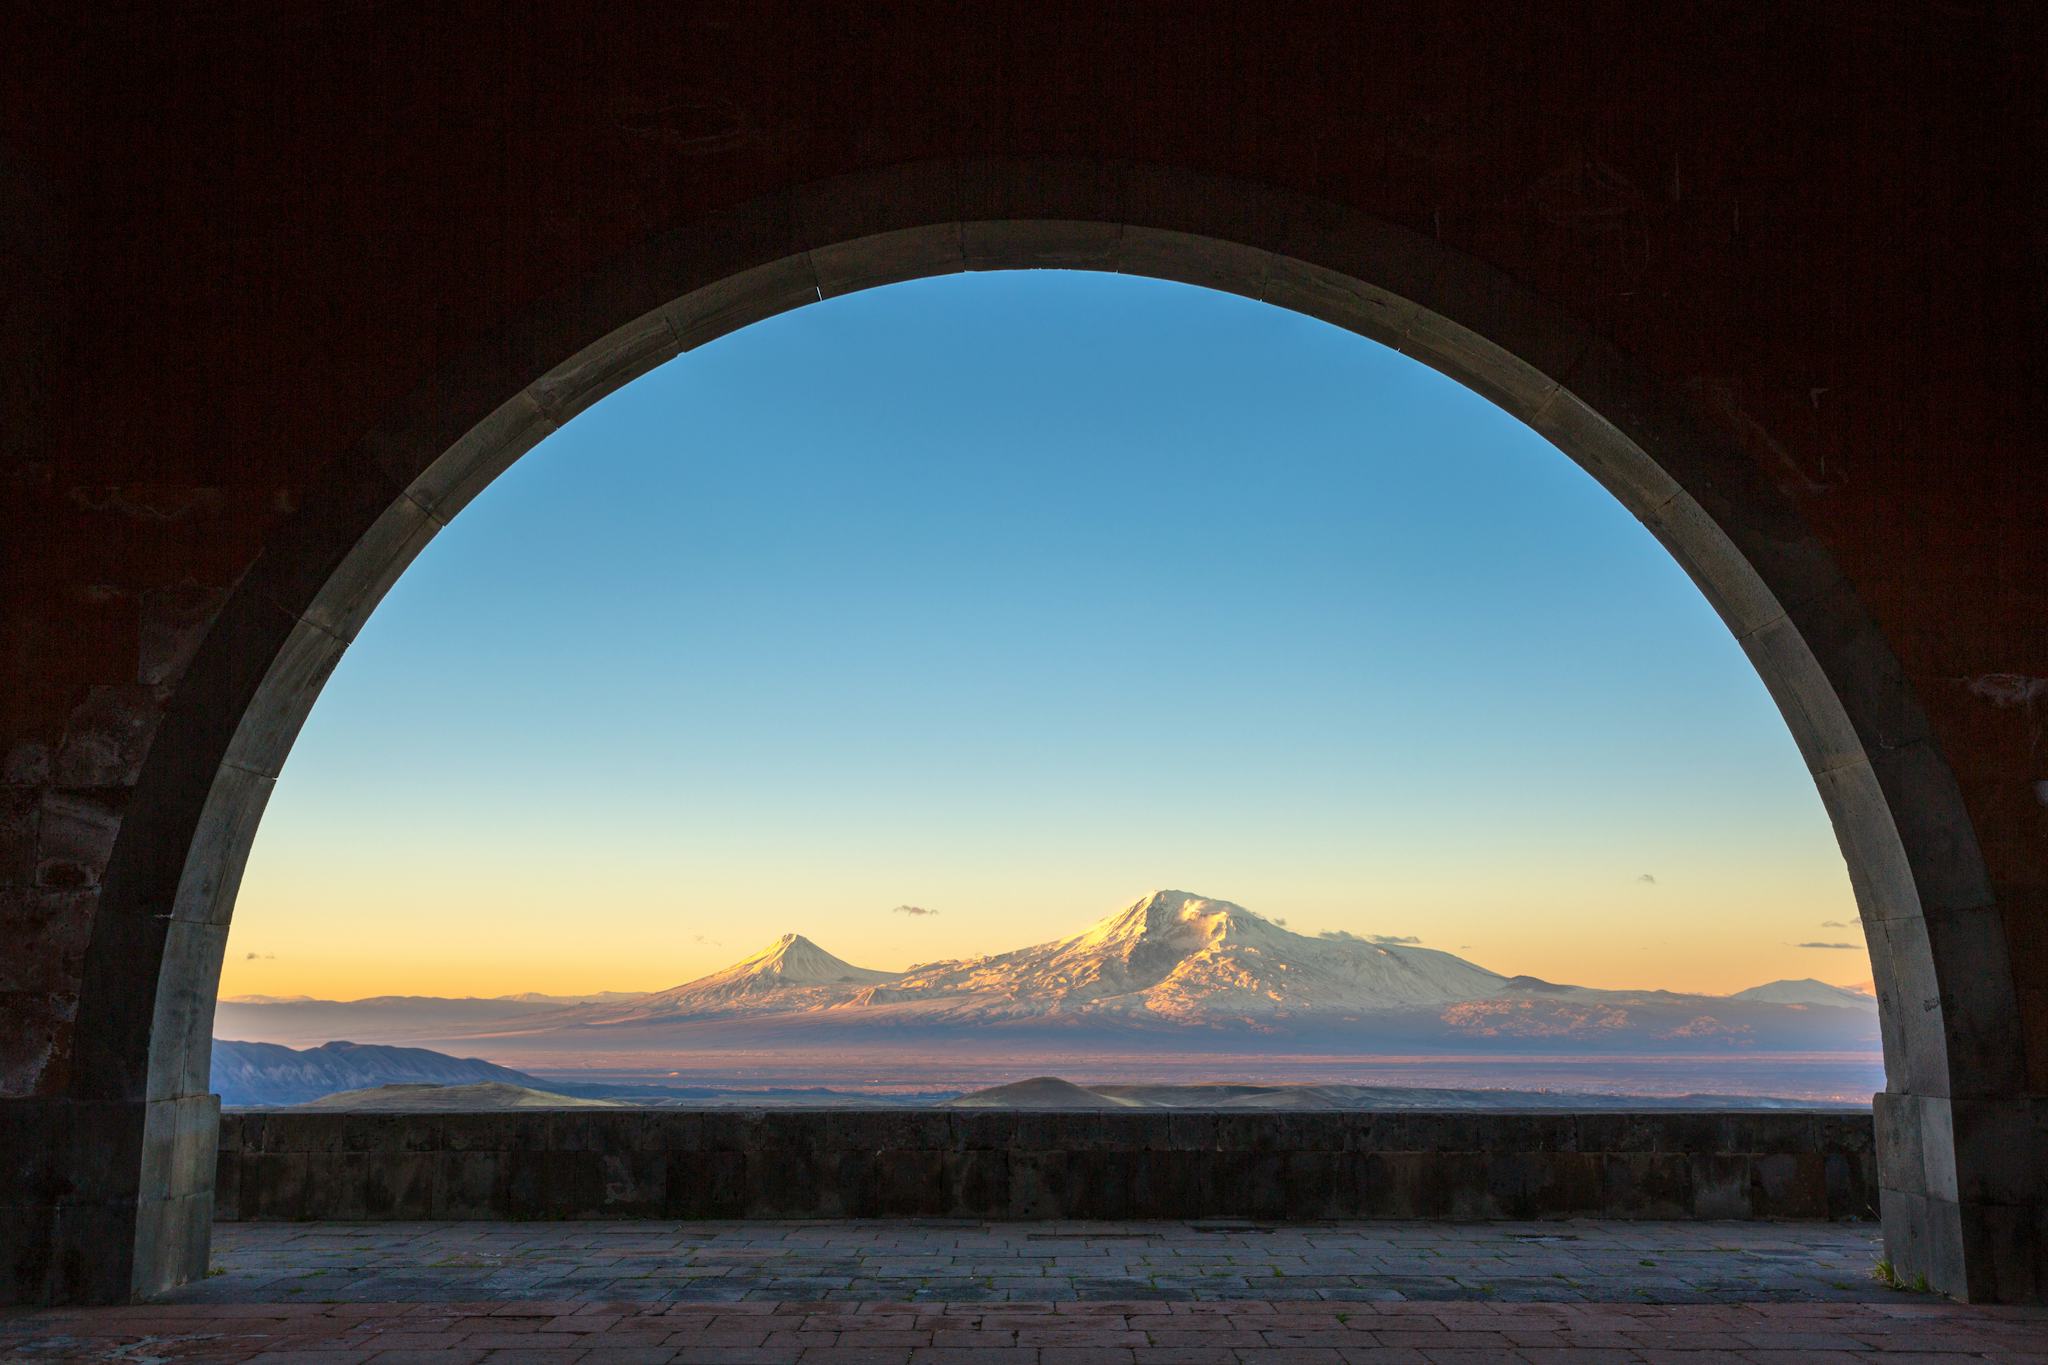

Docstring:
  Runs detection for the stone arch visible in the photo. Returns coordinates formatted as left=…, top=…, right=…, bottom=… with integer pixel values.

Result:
left=70, top=160, right=2016, bottom=1301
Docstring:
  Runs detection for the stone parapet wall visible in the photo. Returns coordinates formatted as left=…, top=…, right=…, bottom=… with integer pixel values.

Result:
left=215, top=1109, right=1876, bottom=1223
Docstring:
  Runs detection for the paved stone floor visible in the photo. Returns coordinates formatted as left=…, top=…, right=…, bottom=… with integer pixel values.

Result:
left=123, top=1221, right=1928, bottom=1306
left=5, top=1221, right=2044, bottom=1362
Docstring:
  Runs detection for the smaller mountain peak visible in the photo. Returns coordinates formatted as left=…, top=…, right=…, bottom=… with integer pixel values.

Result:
left=724, top=933, right=896, bottom=986
left=752, top=933, right=831, bottom=964
left=1503, top=975, right=1569, bottom=994
left=1727, top=978, right=1877, bottom=1008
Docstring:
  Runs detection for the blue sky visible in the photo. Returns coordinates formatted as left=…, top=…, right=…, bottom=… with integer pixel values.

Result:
left=225, top=271, right=1864, bottom=998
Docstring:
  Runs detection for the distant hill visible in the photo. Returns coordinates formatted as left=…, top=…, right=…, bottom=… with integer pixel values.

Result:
left=213, top=994, right=607, bottom=1048
left=941, top=1076, right=1140, bottom=1109
left=1726, top=978, right=1875, bottom=1009
left=299, top=1081, right=623, bottom=1111
left=945, top=1077, right=1863, bottom=1112
left=211, top=1038, right=551, bottom=1107
left=219, top=990, right=644, bottom=1007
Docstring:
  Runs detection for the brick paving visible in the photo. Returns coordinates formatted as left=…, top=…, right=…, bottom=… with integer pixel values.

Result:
left=6, top=1221, right=2044, bottom=1362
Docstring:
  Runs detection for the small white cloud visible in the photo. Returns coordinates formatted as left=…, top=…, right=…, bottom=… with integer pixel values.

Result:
left=1636, top=873, right=1657, bottom=885
left=1320, top=930, right=1421, bottom=946
left=893, top=904, right=941, bottom=918
left=1796, top=942, right=1860, bottom=950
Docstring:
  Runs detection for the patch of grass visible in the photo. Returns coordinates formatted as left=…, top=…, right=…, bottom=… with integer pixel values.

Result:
left=1870, top=1258, right=1934, bottom=1294
left=1638, top=1259, right=1657, bottom=1268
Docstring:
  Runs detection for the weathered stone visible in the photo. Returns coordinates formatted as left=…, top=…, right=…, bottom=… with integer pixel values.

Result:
left=2, top=743, right=52, bottom=787
left=52, top=687, right=160, bottom=790
left=136, top=585, right=226, bottom=688
left=0, top=889, right=91, bottom=995
left=665, top=1149, right=744, bottom=1217
left=432, top=1150, right=507, bottom=1218
left=32, top=791, right=122, bottom=890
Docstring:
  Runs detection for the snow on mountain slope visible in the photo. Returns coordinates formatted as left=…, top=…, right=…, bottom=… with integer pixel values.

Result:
left=521, top=891, right=1509, bottom=1032
left=233, top=893, right=1880, bottom=1059
left=580, top=933, right=897, bottom=1022
left=847, top=890, right=1507, bottom=1023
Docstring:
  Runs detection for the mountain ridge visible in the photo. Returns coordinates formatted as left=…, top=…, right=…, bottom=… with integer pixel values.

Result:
left=215, top=891, right=1881, bottom=1056
left=210, top=1038, right=548, bottom=1107
left=840, top=891, right=1509, bottom=1024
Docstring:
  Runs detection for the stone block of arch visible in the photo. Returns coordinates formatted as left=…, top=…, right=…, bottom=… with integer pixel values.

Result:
left=2, top=117, right=2040, bottom=1304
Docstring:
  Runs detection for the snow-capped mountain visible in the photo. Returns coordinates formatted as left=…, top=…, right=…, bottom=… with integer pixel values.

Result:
left=579, top=933, right=898, bottom=1023
left=551, top=891, right=1508, bottom=1029
left=849, top=890, right=1506, bottom=1022
left=214, top=891, right=1884, bottom=1060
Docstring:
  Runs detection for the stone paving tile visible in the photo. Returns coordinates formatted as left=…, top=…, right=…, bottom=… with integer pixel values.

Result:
left=5, top=1221, right=2041, bottom=1362
left=106, top=1220, right=1915, bottom=1309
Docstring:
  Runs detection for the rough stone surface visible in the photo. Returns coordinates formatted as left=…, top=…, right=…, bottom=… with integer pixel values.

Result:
left=2, top=1094, right=217, bottom=1305
left=212, top=1111, right=1878, bottom=1225
left=132, top=1218, right=1926, bottom=1305
left=7, top=1222, right=2047, bottom=1362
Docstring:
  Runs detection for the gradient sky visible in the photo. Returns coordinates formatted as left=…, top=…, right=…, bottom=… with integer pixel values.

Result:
left=222, top=272, right=1868, bottom=1002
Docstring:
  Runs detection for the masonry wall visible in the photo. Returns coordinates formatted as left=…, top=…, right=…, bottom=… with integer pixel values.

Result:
left=6, top=0, right=2042, bottom=1303
left=216, top=1111, right=1877, bottom=1224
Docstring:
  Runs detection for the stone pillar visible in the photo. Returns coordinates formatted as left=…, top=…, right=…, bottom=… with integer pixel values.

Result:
left=1, top=1093, right=217, bottom=1303
left=1877, top=1094, right=2048, bottom=1302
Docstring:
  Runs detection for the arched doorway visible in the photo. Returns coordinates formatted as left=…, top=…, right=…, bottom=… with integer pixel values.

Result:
left=70, top=162, right=2013, bottom=1302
